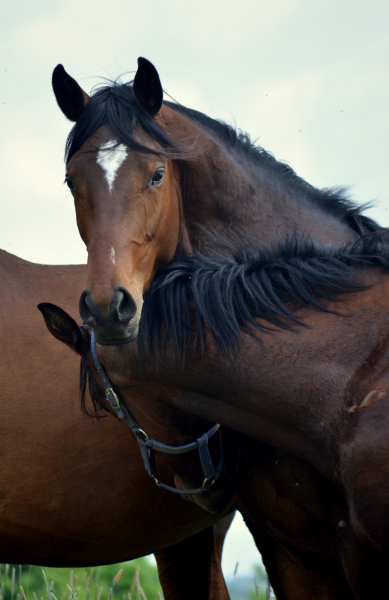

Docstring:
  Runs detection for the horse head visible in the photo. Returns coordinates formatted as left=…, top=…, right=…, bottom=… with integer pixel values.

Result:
left=52, top=59, right=186, bottom=344
left=53, top=56, right=377, bottom=346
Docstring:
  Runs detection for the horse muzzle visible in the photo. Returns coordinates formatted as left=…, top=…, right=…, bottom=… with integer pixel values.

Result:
left=79, top=286, right=139, bottom=345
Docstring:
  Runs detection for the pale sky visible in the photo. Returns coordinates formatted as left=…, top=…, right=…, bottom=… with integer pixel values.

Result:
left=1, top=0, right=389, bottom=578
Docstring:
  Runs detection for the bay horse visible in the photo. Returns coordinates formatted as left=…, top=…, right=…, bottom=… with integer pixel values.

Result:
left=51, top=57, right=379, bottom=346
left=0, top=248, right=234, bottom=600
left=49, top=57, right=389, bottom=596
left=44, top=295, right=385, bottom=600
left=40, top=241, right=389, bottom=599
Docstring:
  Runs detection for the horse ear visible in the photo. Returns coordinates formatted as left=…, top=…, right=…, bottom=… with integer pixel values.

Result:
left=38, top=303, right=89, bottom=356
left=133, top=57, right=163, bottom=116
left=52, top=64, right=90, bottom=122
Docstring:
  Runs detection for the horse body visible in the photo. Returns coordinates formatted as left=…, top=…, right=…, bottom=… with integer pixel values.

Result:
left=41, top=290, right=389, bottom=598
left=65, top=260, right=389, bottom=493
left=119, top=267, right=389, bottom=560
left=0, top=249, right=233, bottom=600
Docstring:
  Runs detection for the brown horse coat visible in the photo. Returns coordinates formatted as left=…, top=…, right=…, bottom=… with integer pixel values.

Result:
left=0, top=249, right=233, bottom=600
left=40, top=265, right=389, bottom=599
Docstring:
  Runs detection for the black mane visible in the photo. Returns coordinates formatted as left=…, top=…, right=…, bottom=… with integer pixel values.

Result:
left=65, top=79, right=379, bottom=236
left=80, top=232, right=389, bottom=413
left=164, top=101, right=379, bottom=236
left=138, top=232, right=389, bottom=360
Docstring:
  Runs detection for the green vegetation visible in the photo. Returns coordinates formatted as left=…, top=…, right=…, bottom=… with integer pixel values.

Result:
left=0, top=560, right=162, bottom=600
left=0, top=560, right=271, bottom=600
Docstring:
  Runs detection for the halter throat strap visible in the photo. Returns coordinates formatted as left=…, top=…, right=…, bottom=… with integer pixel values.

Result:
left=90, top=332, right=223, bottom=495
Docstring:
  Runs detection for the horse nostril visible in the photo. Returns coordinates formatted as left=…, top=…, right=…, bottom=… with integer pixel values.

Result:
left=111, top=286, right=137, bottom=324
left=79, top=287, right=137, bottom=330
left=79, top=290, right=97, bottom=327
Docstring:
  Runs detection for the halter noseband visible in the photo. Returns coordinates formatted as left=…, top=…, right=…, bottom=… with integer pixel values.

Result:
left=90, top=332, right=223, bottom=495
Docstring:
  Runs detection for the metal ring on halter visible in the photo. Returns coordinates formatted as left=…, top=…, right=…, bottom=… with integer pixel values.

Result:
left=90, top=331, right=223, bottom=496
left=135, top=428, right=150, bottom=441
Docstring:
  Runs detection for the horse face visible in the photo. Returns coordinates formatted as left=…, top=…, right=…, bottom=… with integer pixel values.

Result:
left=66, top=124, right=181, bottom=344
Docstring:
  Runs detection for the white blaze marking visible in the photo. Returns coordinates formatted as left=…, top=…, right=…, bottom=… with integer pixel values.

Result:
left=97, top=140, right=127, bottom=191
left=110, top=247, right=116, bottom=265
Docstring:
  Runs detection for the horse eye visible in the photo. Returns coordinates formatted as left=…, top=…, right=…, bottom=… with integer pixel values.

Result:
left=149, top=168, right=165, bottom=186
left=64, top=177, right=75, bottom=192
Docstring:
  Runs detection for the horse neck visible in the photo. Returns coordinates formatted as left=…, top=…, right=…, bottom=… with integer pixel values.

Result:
left=96, top=342, right=214, bottom=446
left=137, top=268, right=389, bottom=484
left=94, top=351, right=234, bottom=508
left=163, top=106, right=358, bottom=250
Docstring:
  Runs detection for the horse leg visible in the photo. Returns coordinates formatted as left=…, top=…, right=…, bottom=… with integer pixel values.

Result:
left=335, top=417, right=389, bottom=600
left=234, top=439, right=356, bottom=598
left=154, top=512, right=234, bottom=600
left=243, top=516, right=356, bottom=600
left=339, top=400, right=389, bottom=563
left=335, top=526, right=389, bottom=600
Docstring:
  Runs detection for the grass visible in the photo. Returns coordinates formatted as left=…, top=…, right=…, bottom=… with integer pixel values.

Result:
left=0, top=561, right=271, bottom=600
left=0, top=560, right=162, bottom=600
left=228, top=562, right=270, bottom=600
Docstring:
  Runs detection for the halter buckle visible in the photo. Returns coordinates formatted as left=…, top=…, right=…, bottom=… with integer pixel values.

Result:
left=202, top=474, right=217, bottom=489
left=105, top=387, right=121, bottom=411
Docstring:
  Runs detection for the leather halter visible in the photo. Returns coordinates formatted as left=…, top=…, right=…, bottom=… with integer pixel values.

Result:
left=90, top=332, right=223, bottom=495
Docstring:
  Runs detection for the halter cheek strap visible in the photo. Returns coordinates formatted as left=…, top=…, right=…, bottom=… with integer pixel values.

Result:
left=90, top=332, right=223, bottom=495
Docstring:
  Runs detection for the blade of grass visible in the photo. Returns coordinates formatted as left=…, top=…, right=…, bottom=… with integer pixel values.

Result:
left=11, top=567, right=16, bottom=600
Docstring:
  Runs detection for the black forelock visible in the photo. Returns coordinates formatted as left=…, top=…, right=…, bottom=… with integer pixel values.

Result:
left=65, top=81, right=190, bottom=163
